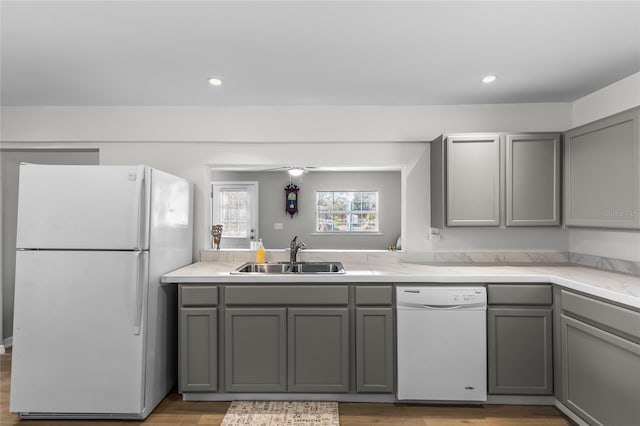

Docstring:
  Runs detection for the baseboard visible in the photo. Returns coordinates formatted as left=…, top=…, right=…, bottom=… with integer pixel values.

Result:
left=183, top=393, right=397, bottom=403
left=554, top=401, right=589, bottom=426
left=486, top=395, right=555, bottom=405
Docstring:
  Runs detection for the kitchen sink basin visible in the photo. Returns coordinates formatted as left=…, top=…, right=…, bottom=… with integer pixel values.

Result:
left=231, top=261, right=345, bottom=274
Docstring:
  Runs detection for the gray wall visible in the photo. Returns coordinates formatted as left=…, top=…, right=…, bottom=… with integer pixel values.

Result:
left=211, top=170, right=401, bottom=250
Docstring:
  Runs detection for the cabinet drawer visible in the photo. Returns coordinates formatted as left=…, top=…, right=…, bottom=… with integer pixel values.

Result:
left=561, top=290, right=640, bottom=340
left=180, top=285, right=218, bottom=307
left=225, top=285, right=349, bottom=305
left=487, top=284, right=552, bottom=305
left=355, top=286, right=393, bottom=305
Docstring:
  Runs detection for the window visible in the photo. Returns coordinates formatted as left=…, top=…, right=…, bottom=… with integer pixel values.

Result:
left=219, top=189, right=249, bottom=237
left=316, top=191, right=379, bottom=233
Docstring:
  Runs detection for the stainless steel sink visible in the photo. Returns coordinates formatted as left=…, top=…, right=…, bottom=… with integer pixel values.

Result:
left=231, top=261, right=345, bottom=274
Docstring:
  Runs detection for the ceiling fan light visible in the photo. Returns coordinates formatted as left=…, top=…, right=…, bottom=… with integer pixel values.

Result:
left=288, top=167, right=304, bottom=177
left=482, top=75, right=497, bottom=84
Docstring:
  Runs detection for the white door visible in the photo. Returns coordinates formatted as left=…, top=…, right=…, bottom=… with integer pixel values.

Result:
left=16, top=164, right=148, bottom=250
left=10, top=250, right=148, bottom=414
left=211, top=182, right=259, bottom=249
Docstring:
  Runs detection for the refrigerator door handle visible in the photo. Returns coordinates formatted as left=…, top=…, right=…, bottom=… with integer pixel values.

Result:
left=132, top=251, right=146, bottom=335
left=133, top=165, right=146, bottom=250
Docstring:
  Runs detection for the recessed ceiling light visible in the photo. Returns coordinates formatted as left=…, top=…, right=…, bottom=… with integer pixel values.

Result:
left=208, top=77, right=223, bottom=87
left=482, top=75, right=497, bottom=84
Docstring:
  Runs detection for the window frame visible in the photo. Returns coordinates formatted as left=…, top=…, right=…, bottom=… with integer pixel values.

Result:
left=315, top=190, right=381, bottom=234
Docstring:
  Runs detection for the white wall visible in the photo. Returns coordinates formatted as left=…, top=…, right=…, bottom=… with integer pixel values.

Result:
left=572, top=72, right=640, bottom=127
left=1, top=103, right=573, bottom=258
left=1, top=104, right=571, bottom=143
left=568, top=72, right=640, bottom=262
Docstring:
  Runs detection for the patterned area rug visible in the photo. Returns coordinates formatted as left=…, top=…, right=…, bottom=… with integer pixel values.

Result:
left=220, top=401, right=340, bottom=426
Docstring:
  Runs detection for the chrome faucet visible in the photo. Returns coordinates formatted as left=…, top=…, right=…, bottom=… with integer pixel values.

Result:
left=289, top=235, right=307, bottom=265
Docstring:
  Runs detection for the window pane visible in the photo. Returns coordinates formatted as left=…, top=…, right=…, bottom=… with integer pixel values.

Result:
left=317, top=192, right=333, bottom=211
left=220, top=189, right=249, bottom=237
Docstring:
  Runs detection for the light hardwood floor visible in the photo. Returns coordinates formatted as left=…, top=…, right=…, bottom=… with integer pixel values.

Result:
left=0, top=349, right=573, bottom=425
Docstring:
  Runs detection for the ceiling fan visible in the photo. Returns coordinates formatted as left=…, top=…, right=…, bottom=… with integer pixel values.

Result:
left=261, top=165, right=319, bottom=176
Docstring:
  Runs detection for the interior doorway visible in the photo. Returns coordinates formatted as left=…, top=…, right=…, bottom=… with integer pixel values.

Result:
left=0, top=148, right=99, bottom=346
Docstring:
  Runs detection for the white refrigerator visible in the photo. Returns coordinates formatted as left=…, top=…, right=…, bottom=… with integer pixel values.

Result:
left=10, top=164, right=193, bottom=419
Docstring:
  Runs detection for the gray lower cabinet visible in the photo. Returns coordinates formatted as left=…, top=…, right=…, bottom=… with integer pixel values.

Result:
left=222, top=284, right=350, bottom=393
left=487, top=284, right=553, bottom=395
left=355, top=285, right=394, bottom=393
left=287, top=308, right=349, bottom=392
left=224, top=308, right=287, bottom=392
left=560, top=290, right=640, bottom=426
left=564, top=107, right=640, bottom=229
left=178, top=284, right=219, bottom=393
left=488, top=307, right=553, bottom=395
left=224, top=307, right=349, bottom=393
left=355, top=307, right=394, bottom=393
left=179, top=283, right=394, bottom=396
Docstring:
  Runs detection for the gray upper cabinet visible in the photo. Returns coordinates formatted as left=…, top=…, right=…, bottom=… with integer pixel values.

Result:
left=432, top=132, right=561, bottom=228
left=506, top=134, right=561, bottom=226
left=564, top=107, right=640, bottom=229
left=446, top=133, right=501, bottom=226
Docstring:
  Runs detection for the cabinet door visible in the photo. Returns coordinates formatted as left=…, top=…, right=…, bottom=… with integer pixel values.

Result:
left=506, top=134, right=561, bottom=226
left=561, top=315, right=640, bottom=426
left=179, top=308, right=217, bottom=392
left=488, top=307, right=553, bottom=395
left=356, top=308, right=393, bottom=393
left=288, top=308, right=349, bottom=392
left=224, top=308, right=287, bottom=392
left=446, top=134, right=501, bottom=226
left=565, top=108, right=639, bottom=229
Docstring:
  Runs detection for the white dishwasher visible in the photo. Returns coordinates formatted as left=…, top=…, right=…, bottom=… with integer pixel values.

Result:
left=396, top=286, right=487, bottom=402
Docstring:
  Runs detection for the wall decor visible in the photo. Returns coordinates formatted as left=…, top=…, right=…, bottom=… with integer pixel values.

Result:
left=211, top=224, right=223, bottom=250
left=285, top=184, right=299, bottom=218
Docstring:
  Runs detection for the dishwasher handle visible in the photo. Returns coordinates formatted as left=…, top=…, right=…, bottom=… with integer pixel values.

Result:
left=423, top=304, right=465, bottom=310
left=397, top=302, right=486, bottom=310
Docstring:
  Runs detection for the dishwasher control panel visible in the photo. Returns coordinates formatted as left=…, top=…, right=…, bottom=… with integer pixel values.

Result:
left=397, top=286, right=486, bottom=308
left=447, top=289, right=484, bottom=305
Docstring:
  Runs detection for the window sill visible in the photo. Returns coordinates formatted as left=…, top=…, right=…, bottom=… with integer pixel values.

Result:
left=310, top=232, right=383, bottom=236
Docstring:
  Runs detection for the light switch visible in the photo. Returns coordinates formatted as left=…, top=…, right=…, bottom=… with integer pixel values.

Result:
left=274, top=223, right=283, bottom=230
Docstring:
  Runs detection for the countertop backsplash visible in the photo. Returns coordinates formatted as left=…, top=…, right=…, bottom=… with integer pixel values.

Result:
left=569, top=252, right=640, bottom=276
left=200, top=249, right=639, bottom=276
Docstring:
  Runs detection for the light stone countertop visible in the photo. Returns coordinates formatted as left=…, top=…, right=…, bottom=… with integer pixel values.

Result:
left=162, top=261, right=640, bottom=309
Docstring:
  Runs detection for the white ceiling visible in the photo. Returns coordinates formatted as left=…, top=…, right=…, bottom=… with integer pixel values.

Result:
left=1, top=1, right=639, bottom=106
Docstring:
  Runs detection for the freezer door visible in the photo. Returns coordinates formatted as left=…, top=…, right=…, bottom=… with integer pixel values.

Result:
left=10, top=250, right=149, bottom=415
left=16, top=164, right=149, bottom=250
